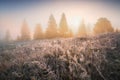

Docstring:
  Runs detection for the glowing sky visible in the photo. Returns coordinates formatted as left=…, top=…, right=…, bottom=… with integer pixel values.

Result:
left=0, top=0, right=120, bottom=39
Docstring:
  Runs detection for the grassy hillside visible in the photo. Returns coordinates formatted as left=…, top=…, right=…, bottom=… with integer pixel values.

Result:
left=0, top=33, right=120, bottom=80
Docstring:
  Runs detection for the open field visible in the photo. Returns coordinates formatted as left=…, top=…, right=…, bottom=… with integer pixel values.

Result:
left=0, top=33, right=120, bottom=80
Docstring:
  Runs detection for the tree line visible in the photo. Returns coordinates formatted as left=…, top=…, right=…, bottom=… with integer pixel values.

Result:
left=4, top=13, right=120, bottom=42
left=18, top=13, right=73, bottom=41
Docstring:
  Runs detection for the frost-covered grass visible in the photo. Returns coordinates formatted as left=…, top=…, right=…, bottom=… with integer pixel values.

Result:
left=0, top=33, right=120, bottom=80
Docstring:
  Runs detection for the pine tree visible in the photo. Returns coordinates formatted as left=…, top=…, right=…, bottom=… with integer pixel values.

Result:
left=59, top=13, right=69, bottom=38
left=34, top=24, right=43, bottom=40
left=21, top=19, right=31, bottom=41
left=45, top=14, right=58, bottom=38
left=67, top=29, right=73, bottom=37
left=69, top=29, right=73, bottom=37
left=78, top=19, right=87, bottom=37
left=86, top=23, right=91, bottom=36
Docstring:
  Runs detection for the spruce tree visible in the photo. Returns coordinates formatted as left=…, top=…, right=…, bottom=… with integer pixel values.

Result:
left=21, top=20, right=31, bottom=40
left=78, top=19, right=87, bottom=37
left=59, top=13, right=69, bottom=38
left=46, top=14, right=58, bottom=38
left=34, top=24, right=43, bottom=40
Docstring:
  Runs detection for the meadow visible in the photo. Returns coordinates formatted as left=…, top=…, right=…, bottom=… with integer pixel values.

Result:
left=0, top=33, right=120, bottom=80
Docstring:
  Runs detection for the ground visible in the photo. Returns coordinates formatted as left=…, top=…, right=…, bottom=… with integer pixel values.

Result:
left=0, top=33, right=120, bottom=80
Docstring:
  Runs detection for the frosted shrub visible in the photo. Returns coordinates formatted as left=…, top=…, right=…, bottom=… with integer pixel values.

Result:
left=0, top=33, right=120, bottom=80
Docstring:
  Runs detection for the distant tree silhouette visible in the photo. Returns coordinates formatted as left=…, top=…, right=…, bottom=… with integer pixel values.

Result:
left=21, top=20, right=31, bottom=40
left=86, top=24, right=91, bottom=36
left=16, top=35, right=21, bottom=41
left=34, top=24, right=44, bottom=40
left=45, top=14, right=58, bottom=38
left=59, top=13, right=69, bottom=38
left=115, top=28, right=119, bottom=33
left=67, top=29, right=73, bottom=37
left=93, top=18, right=114, bottom=34
left=78, top=19, right=87, bottom=37
left=5, top=30, right=11, bottom=42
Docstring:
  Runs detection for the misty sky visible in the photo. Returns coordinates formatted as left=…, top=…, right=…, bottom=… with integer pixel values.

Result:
left=0, top=0, right=120, bottom=39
